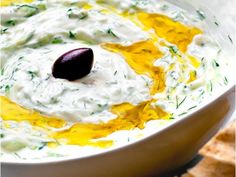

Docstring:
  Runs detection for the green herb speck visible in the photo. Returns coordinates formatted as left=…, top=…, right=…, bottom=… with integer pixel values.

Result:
left=169, top=46, right=178, bottom=54
left=107, top=28, right=119, bottom=38
left=67, top=9, right=88, bottom=19
left=209, top=81, right=213, bottom=92
left=67, top=8, right=73, bottom=18
left=17, top=5, right=39, bottom=17
left=224, top=77, right=228, bottom=85
left=69, top=31, right=76, bottom=39
left=214, top=21, right=219, bottom=26
left=161, top=4, right=169, bottom=11
left=38, top=142, right=47, bottom=150
left=178, top=112, right=188, bottom=116
left=199, top=90, right=205, bottom=97
left=50, top=97, right=59, bottom=104
left=4, top=20, right=16, bottom=26
left=51, top=37, right=63, bottom=44
left=0, top=28, right=8, bottom=34
left=228, top=35, right=233, bottom=44
left=5, top=85, right=11, bottom=93
left=217, top=49, right=222, bottom=55
left=78, top=12, right=88, bottom=19
left=196, top=10, right=206, bottom=20
left=0, top=68, right=4, bottom=75
left=188, top=105, right=197, bottom=111
left=213, top=60, right=220, bottom=67
left=176, top=96, right=187, bottom=109
left=27, top=71, right=38, bottom=80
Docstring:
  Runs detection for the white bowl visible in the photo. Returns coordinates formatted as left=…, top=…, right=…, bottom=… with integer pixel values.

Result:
left=2, top=85, right=235, bottom=177
left=1, top=0, right=235, bottom=177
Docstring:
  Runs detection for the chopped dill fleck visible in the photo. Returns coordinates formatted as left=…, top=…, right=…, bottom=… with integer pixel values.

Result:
left=199, top=90, right=205, bottom=97
left=213, top=60, right=220, bottom=67
left=0, top=28, right=8, bottom=34
left=167, top=95, right=170, bottom=100
left=36, top=101, right=47, bottom=108
left=97, top=103, right=108, bottom=109
left=228, top=35, right=233, bottom=44
left=27, top=71, right=38, bottom=80
left=169, top=46, right=178, bottom=54
left=14, top=153, right=22, bottom=159
left=224, top=77, right=228, bottom=85
left=214, top=21, right=219, bottom=26
left=78, top=12, right=88, bottom=19
left=67, top=8, right=73, bottom=18
left=178, top=112, right=188, bottom=116
left=176, top=96, right=187, bottom=109
left=107, top=28, right=119, bottom=38
left=0, top=68, right=4, bottom=75
left=209, top=81, right=213, bottom=92
left=69, top=31, right=76, bottom=39
left=196, top=10, right=206, bottom=20
left=0, top=133, right=4, bottom=138
left=5, top=85, right=11, bottom=93
left=38, top=142, right=47, bottom=150
left=50, top=97, right=59, bottom=104
left=51, top=37, right=63, bottom=44
left=161, top=4, right=169, bottom=11
left=45, top=74, right=51, bottom=80
left=18, top=56, right=24, bottom=60
left=67, top=9, right=88, bottom=19
left=188, top=105, right=197, bottom=111
left=4, top=19, right=16, bottom=26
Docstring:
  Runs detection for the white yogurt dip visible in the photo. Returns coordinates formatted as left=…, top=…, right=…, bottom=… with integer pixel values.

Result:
left=0, top=0, right=231, bottom=161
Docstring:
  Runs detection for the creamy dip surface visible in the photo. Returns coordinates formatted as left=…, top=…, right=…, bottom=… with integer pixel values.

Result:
left=0, top=0, right=231, bottom=161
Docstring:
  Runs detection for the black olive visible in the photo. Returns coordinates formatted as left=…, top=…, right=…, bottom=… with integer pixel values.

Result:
left=52, top=48, right=94, bottom=81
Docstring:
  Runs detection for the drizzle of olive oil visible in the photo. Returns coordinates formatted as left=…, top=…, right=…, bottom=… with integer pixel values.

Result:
left=102, top=40, right=165, bottom=95
left=0, top=96, right=66, bottom=129
left=82, top=3, right=93, bottom=10
left=1, top=96, right=168, bottom=147
left=137, top=13, right=202, bottom=52
left=187, top=55, right=201, bottom=68
left=1, top=3, right=203, bottom=148
left=187, top=70, right=197, bottom=83
left=53, top=100, right=169, bottom=146
left=121, top=12, right=202, bottom=76
left=0, top=0, right=33, bottom=6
